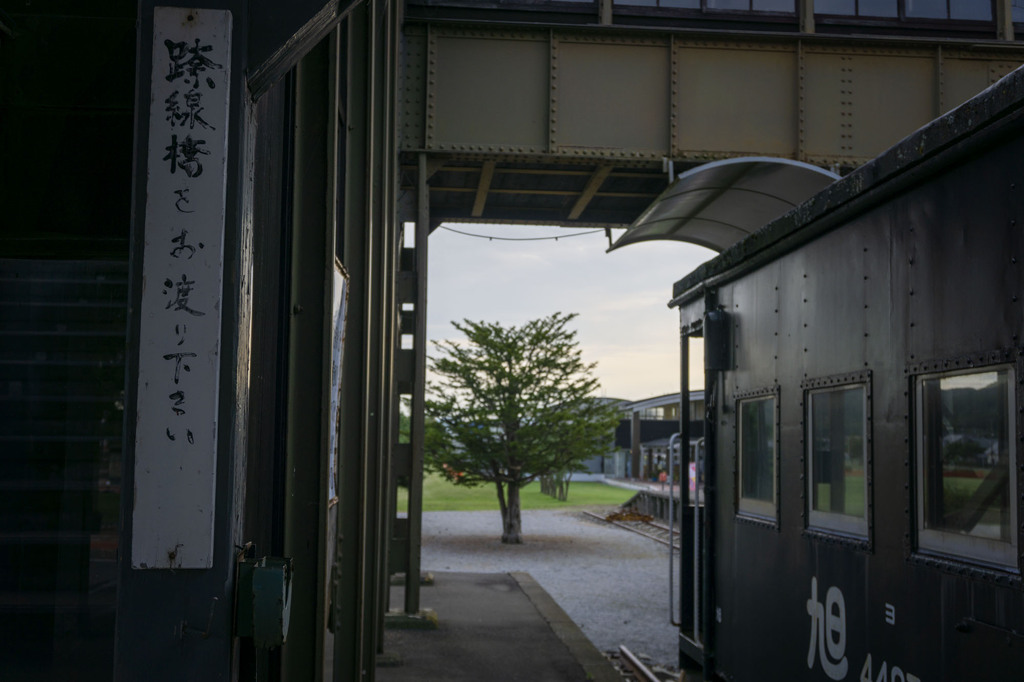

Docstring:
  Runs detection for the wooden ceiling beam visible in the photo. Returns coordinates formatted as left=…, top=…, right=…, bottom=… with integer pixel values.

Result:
left=568, top=164, right=614, bottom=220
left=471, top=160, right=496, bottom=217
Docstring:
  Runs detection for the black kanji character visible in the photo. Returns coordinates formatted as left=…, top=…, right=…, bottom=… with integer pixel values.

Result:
left=164, top=38, right=223, bottom=90
left=163, top=351, right=197, bottom=384
left=164, top=89, right=213, bottom=130
left=163, top=134, right=209, bottom=177
left=162, top=274, right=205, bottom=317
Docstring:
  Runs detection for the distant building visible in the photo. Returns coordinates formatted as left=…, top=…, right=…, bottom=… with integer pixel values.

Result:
left=604, top=392, right=706, bottom=480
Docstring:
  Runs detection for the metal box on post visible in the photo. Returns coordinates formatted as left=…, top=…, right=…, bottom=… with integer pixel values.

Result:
left=236, top=556, right=294, bottom=648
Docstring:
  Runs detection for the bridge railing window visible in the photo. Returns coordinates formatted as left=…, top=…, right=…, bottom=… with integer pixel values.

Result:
left=816, top=0, right=897, bottom=17
left=611, top=0, right=1000, bottom=20
left=615, top=0, right=700, bottom=7
left=614, top=0, right=796, bottom=11
left=816, top=0, right=994, bottom=20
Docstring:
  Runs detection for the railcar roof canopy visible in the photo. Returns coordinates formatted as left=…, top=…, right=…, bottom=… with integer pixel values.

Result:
left=607, top=157, right=840, bottom=253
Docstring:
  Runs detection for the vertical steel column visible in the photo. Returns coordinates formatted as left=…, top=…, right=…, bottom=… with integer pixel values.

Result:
left=997, top=0, right=1016, bottom=41
left=701, top=291, right=719, bottom=678
left=372, top=0, right=400, bottom=658
left=677, top=327, right=693, bottom=637
left=281, top=30, right=339, bottom=681
left=799, top=0, right=815, bottom=34
left=334, top=3, right=373, bottom=677
left=631, top=410, right=641, bottom=478
left=333, top=0, right=400, bottom=677
left=404, top=153, right=430, bottom=614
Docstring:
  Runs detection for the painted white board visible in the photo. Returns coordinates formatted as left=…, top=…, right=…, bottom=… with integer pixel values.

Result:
left=132, top=7, right=232, bottom=569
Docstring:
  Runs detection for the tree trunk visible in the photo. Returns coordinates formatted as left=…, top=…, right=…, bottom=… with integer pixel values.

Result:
left=496, top=480, right=508, bottom=524
left=498, top=482, right=523, bottom=544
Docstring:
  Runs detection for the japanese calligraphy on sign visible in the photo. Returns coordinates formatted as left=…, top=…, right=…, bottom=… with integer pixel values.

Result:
left=133, top=7, right=231, bottom=570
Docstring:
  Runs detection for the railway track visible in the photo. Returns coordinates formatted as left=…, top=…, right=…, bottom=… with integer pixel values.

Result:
left=617, top=645, right=661, bottom=681
left=583, top=510, right=680, bottom=551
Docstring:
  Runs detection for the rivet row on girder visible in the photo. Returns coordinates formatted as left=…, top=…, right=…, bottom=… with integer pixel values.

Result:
left=798, top=40, right=805, bottom=162
left=687, top=39, right=790, bottom=53
left=428, top=144, right=547, bottom=154
left=433, top=27, right=544, bottom=42
left=559, top=34, right=666, bottom=48
left=549, top=33, right=559, bottom=151
left=554, top=148, right=660, bottom=159
left=802, top=45, right=920, bottom=58
left=670, top=35, right=679, bottom=157
left=838, top=57, right=854, bottom=154
left=425, top=30, right=437, bottom=147
left=401, top=152, right=663, bottom=168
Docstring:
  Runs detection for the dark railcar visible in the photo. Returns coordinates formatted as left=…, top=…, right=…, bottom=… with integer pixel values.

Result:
left=671, top=67, right=1024, bottom=682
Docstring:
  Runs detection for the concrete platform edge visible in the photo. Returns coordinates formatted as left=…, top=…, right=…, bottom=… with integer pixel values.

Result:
left=509, top=571, right=622, bottom=682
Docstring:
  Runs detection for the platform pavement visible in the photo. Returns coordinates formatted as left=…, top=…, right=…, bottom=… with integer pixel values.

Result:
left=377, top=571, right=622, bottom=682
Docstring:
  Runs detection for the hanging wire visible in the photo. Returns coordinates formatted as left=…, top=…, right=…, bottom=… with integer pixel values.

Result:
left=439, top=225, right=607, bottom=242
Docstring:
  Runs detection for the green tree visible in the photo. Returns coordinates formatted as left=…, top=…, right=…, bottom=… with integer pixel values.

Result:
left=425, top=312, right=621, bottom=543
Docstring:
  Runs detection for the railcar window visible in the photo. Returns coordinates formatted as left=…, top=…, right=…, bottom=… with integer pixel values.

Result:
left=738, top=395, right=777, bottom=519
left=915, top=367, right=1018, bottom=570
left=807, top=385, right=868, bottom=537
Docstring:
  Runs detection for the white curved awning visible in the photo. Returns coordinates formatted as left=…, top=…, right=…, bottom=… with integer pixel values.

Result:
left=608, top=157, right=840, bottom=253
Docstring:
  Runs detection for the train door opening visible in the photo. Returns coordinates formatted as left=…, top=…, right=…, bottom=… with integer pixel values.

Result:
left=677, top=326, right=707, bottom=671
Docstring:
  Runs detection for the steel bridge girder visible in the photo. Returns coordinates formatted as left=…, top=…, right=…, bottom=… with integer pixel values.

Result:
left=402, top=23, right=1024, bottom=168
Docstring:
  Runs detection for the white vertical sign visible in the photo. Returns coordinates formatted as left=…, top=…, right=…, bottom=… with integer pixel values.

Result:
left=133, top=7, right=231, bottom=569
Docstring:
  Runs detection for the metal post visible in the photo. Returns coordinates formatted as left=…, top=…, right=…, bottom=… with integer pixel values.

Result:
left=334, top=3, right=375, bottom=677
left=281, top=32, right=337, bottom=680
left=678, top=330, right=690, bottom=635
left=799, top=0, right=815, bottom=34
left=404, top=153, right=430, bottom=614
left=667, top=432, right=680, bottom=626
left=371, top=0, right=401, bottom=658
left=631, top=410, right=641, bottom=479
left=692, top=437, right=703, bottom=648
left=701, top=291, right=719, bottom=676
left=997, top=0, right=1016, bottom=41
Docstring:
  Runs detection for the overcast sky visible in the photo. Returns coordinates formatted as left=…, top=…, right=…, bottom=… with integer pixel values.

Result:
left=425, top=223, right=716, bottom=400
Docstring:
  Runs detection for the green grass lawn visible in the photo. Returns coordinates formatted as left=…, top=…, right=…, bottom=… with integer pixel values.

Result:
left=394, top=473, right=636, bottom=512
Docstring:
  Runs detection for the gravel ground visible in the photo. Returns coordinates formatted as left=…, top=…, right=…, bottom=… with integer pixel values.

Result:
left=419, top=507, right=680, bottom=672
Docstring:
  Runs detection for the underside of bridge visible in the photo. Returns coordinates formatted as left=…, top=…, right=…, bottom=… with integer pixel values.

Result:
left=400, top=1, right=1024, bottom=231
